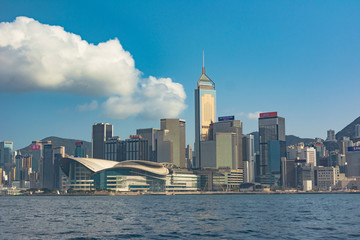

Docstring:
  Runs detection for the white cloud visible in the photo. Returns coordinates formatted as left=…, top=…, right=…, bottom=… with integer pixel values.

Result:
left=247, top=111, right=262, bottom=120
left=0, top=17, right=186, bottom=119
left=76, top=100, right=98, bottom=112
left=103, top=77, right=186, bottom=119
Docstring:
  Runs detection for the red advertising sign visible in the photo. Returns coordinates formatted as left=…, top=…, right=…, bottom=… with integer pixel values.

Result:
left=75, top=141, right=83, bottom=146
left=259, top=112, right=278, bottom=118
left=31, top=145, right=41, bottom=150
left=130, top=135, right=142, bottom=139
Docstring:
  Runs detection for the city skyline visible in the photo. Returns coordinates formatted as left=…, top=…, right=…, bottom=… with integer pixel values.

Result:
left=1, top=1, right=360, bottom=149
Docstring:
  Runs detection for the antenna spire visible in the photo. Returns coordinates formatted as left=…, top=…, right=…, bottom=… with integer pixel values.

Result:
left=202, top=50, right=205, bottom=74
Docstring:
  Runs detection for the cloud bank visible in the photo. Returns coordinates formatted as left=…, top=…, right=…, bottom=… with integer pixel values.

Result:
left=0, top=16, right=186, bottom=119
left=247, top=111, right=262, bottom=120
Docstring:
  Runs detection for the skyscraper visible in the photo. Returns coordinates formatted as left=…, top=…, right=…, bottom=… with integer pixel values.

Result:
left=200, top=118, right=243, bottom=169
left=0, top=141, right=14, bottom=174
left=54, top=146, right=65, bottom=190
left=326, top=129, right=336, bottom=142
left=105, top=136, right=149, bottom=162
left=136, top=128, right=159, bottom=162
left=74, top=141, right=86, bottom=157
left=243, top=134, right=255, bottom=183
left=258, top=112, right=286, bottom=185
left=355, top=124, right=360, bottom=138
left=157, top=119, right=186, bottom=168
left=31, top=140, right=51, bottom=176
left=42, top=143, right=54, bottom=189
left=92, top=123, right=113, bottom=159
left=194, top=56, right=216, bottom=168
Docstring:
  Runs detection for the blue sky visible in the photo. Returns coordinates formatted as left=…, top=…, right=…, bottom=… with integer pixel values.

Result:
left=0, top=1, right=359, bottom=149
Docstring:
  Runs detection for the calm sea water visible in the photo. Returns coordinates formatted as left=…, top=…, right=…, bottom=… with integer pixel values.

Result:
left=1, top=194, right=360, bottom=239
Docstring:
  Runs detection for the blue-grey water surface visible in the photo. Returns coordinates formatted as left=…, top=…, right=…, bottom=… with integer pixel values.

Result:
left=1, top=194, right=360, bottom=239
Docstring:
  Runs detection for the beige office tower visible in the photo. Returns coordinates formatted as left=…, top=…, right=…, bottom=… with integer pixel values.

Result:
left=201, top=119, right=243, bottom=170
left=194, top=59, right=216, bottom=168
left=157, top=119, right=186, bottom=168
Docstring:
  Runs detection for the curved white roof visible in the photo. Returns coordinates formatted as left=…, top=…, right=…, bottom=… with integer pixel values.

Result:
left=113, top=160, right=169, bottom=176
left=60, top=157, right=169, bottom=176
left=59, top=157, right=119, bottom=176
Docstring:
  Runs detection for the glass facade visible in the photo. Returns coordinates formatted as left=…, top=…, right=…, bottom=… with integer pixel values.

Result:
left=105, top=138, right=149, bottom=162
left=68, top=161, right=94, bottom=190
left=165, top=172, right=199, bottom=191
left=258, top=116, right=286, bottom=185
left=0, top=141, right=14, bottom=173
left=195, top=67, right=216, bottom=169
left=92, top=123, right=113, bottom=159
left=93, top=168, right=165, bottom=192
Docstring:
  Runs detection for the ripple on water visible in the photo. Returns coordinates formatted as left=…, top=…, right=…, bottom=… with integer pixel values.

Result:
left=1, top=194, right=360, bottom=239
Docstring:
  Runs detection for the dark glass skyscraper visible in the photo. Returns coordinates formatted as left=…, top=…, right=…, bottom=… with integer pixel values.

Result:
left=0, top=141, right=13, bottom=174
left=194, top=57, right=216, bottom=168
left=92, top=123, right=113, bottom=159
left=258, top=112, right=286, bottom=185
left=136, top=128, right=159, bottom=162
left=42, top=143, right=54, bottom=189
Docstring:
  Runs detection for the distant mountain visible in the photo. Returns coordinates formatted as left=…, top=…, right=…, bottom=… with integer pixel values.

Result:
left=249, top=132, right=316, bottom=152
left=17, top=136, right=92, bottom=157
left=285, top=135, right=315, bottom=147
left=336, top=116, right=360, bottom=140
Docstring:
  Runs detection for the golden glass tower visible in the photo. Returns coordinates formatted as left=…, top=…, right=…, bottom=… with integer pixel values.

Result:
left=194, top=56, right=216, bottom=168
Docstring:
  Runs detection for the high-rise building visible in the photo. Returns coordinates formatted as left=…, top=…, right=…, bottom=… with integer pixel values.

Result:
left=287, top=144, right=317, bottom=166
left=42, top=143, right=54, bottom=189
left=105, top=137, right=122, bottom=161
left=199, top=118, right=243, bottom=170
left=355, top=124, right=360, bottom=138
left=54, top=146, right=65, bottom=190
left=0, top=141, right=14, bottom=174
left=346, top=146, right=360, bottom=177
left=136, top=128, right=159, bottom=162
left=326, top=129, right=336, bottom=142
left=31, top=140, right=51, bottom=188
left=243, top=134, right=255, bottom=183
left=157, top=119, right=186, bottom=168
left=258, top=112, right=286, bottom=185
left=92, top=123, right=113, bottom=159
left=74, top=141, right=86, bottom=157
left=186, top=145, right=193, bottom=169
left=194, top=58, right=216, bottom=169
left=105, top=135, right=149, bottom=162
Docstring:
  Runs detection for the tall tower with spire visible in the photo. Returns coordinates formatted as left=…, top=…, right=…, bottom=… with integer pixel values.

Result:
left=194, top=52, right=216, bottom=168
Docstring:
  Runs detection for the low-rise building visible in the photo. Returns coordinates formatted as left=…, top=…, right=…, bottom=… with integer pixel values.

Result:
left=314, top=166, right=340, bottom=191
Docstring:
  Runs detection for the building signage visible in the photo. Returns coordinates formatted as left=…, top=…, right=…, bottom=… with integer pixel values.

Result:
left=76, top=141, right=83, bottom=146
left=130, top=135, right=142, bottom=139
left=259, top=112, right=278, bottom=118
left=31, top=145, right=41, bottom=150
left=348, top=146, right=360, bottom=151
left=218, top=116, right=235, bottom=121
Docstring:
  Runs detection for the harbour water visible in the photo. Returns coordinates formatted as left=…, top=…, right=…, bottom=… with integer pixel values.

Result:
left=1, top=194, right=360, bottom=239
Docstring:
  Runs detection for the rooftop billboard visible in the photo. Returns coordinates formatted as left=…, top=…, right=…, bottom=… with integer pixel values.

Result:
left=348, top=146, right=360, bottom=151
left=218, top=116, right=235, bottom=121
left=31, top=145, right=41, bottom=150
left=259, top=112, right=278, bottom=118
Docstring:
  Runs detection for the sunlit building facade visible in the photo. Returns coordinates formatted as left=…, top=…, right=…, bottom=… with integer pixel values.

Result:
left=194, top=62, right=216, bottom=168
